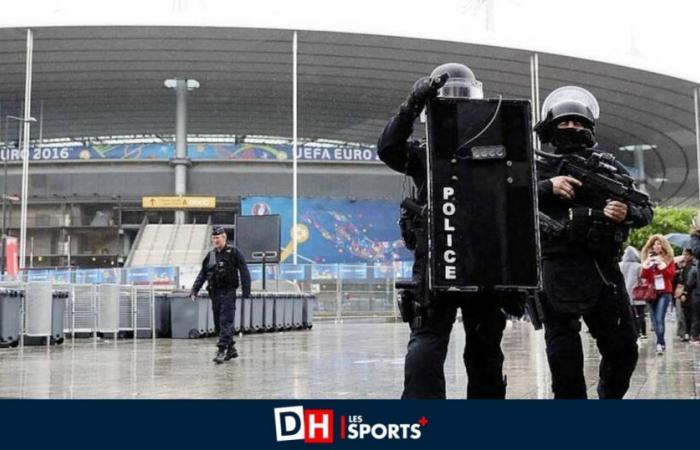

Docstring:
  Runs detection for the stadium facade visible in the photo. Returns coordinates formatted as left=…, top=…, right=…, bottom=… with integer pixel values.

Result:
left=0, top=14, right=698, bottom=270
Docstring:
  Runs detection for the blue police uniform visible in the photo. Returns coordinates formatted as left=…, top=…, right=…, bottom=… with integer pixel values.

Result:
left=191, top=228, right=251, bottom=363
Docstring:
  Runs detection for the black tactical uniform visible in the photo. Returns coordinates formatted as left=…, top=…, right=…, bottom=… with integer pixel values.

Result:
left=191, top=227, right=251, bottom=363
left=686, top=225, right=700, bottom=342
left=535, top=86, right=653, bottom=398
left=673, top=253, right=694, bottom=340
left=683, top=260, right=700, bottom=342
left=378, top=63, right=508, bottom=399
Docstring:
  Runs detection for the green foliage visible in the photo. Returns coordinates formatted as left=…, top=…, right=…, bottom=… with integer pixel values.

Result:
left=627, top=207, right=697, bottom=251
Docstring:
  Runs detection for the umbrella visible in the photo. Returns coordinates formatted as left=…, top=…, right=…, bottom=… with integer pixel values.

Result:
left=664, top=233, right=691, bottom=249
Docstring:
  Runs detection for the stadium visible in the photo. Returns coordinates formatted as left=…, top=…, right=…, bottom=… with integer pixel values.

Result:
left=0, top=1, right=699, bottom=399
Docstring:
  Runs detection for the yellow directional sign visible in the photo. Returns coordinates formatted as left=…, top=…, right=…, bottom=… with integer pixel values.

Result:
left=142, top=196, right=216, bottom=209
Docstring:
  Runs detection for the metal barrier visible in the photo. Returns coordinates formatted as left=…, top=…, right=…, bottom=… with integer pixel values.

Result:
left=73, top=284, right=97, bottom=336
left=0, top=282, right=159, bottom=347
left=4, top=260, right=409, bottom=330
left=1, top=283, right=322, bottom=351
left=252, top=263, right=401, bottom=322
left=134, top=286, right=156, bottom=338
left=9, top=261, right=411, bottom=321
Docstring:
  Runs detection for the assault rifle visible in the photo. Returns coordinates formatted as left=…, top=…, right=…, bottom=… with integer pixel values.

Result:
left=536, top=150, right=651, bottom=209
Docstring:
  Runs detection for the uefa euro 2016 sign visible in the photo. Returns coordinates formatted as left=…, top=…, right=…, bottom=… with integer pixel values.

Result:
left=425, top=97, right=541, bottom=292
left=0, top=143, right=380, bottom=163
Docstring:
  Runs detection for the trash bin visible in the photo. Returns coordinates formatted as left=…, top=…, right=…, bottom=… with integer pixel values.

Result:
left=205, top=298, right=215, bottom=336
left=233, top=296, right=243, bottom=334
left=302, top=294, right=314, bottom=329
left=24, top=282, right=52, bottom=345
left=242, top=298, right=251, bottom=333
left=283, top=294, right=293, bottom=330
left=155, top=292, right=171, bottom=338
left=51, top=290, right=68, bottom=344
left=273, top=294, right=285, bottom=331
left=170, top=292, right=209, bottom=338
left=0, top=289, right=22, bottom=347
left=24, top=284, right=67, bottom=346
left=263, top=295, right=275, bottom=331
left=249, top=294, right=264, bottom=332
left=292, top=294, right=304, bottom=329
left=97, top=284, right=120, bottom=338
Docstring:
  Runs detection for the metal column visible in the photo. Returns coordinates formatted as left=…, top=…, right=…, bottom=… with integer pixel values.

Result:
left=633, top=145, right=648, bottom=193
left=694, top=87, right=700, bottom=205
left=292, top=31, right=299, bottom=264
left=174, top=79, right=188, bottom=224
left=167, top=78, right=198, bottom=224
left=19, top=29, right=33, bottom=270
left=529, top=53, right=541, bottom=150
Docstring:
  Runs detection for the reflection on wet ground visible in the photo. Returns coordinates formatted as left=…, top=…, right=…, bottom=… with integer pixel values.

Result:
left=0, top=320, right=697, bottom=399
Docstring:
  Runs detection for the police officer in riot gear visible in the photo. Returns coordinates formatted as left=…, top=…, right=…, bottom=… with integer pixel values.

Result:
left=191, top=226, right=251, bottom=364
left=535, top=86, right=653, bottom=398
left=378, top=62, right=511, bottom=399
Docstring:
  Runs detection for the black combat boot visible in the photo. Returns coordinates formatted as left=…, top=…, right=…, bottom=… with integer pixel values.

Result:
left=224, top=343, right=238, bottom=361
left=213, top=347, right=226, bottom=364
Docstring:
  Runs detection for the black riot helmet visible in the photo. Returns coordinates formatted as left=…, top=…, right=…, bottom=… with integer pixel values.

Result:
left=429, top=63, right=483, bottom=99
left=534, top=86, right=599, bottom=150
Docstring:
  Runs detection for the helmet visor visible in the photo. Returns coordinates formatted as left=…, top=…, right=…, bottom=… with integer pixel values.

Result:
left=437, top=77, right=483, bottom=99
left=541, top=86, right=600, bottom=121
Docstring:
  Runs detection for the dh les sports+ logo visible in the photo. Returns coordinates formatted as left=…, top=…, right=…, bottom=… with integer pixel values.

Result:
left=274, top=406, right=427, bottom=444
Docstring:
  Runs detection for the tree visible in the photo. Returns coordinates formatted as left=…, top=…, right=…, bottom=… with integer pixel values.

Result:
left=627, top=207, right=697, bottom=250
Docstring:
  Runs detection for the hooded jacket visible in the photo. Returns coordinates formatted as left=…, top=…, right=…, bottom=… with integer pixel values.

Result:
left=619, top=246, right=642, bottom=304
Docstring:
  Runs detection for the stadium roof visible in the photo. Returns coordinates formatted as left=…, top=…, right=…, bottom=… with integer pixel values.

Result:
left=0, top=22, right=698, bottom=206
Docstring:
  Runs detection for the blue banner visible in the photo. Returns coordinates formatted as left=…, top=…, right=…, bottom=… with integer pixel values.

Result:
left=372, top=263, right=395, bottom=279
left=75, top=269, right=101, bottom=284
left=311, top=264, right=339, bottom=279
left=0, top=143, right=379, bottom=163
left=51, top=269, right=72, bottom=283
left=339, top=264, right=368, bottom=280
left=241, top=197, right=412, bottom=264
left=100, top=268, right=121, bottom=284
left=20, top=262, right=413, bottom=285
left=125, top=266, right=177, bottom=286
left=26, top=270, right=51, bottom=281
left=280, top=264, right=306, bottom=281
left=0, top=400, right=695, bottom=448
left=249, top=265, right=278, bottom=282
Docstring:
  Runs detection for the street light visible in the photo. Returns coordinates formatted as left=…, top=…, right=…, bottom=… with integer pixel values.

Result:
left=1, top=114, right=36, bottom=277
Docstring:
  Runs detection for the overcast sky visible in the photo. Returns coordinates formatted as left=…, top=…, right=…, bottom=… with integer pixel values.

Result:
left=2, top=0, right=698, bottom=82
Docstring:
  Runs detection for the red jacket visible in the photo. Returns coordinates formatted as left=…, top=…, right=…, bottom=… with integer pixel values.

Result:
left=641, top=261, right=676, bottom=294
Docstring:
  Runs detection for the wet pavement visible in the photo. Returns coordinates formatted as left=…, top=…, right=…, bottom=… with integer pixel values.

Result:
left=0, top=320, right=698, bottom=399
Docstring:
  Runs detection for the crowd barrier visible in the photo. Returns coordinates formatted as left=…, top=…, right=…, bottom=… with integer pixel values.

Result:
left=0, top=283, right=314, bottom=348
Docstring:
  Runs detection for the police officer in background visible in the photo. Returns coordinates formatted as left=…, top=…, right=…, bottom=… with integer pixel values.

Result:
left=378, top=63, right=512, bottom=399
left=191, top=226, right=251, bottom=364
left=535, top=86, right=653, bottom=398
